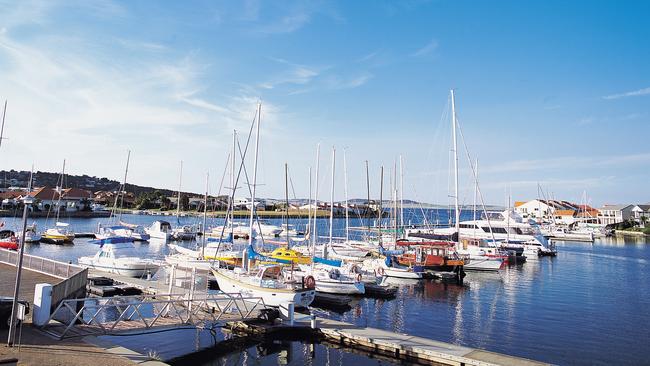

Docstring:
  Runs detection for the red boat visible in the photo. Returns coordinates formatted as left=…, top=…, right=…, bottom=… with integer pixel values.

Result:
left=396, top=240, right=467, bottom=270
left=0, top=230, right=19, bottom=250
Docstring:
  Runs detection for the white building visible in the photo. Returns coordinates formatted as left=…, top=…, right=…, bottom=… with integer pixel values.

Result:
left=597, top=204, right=634, bottom=225
left=631, top=204, right=650, bottom=227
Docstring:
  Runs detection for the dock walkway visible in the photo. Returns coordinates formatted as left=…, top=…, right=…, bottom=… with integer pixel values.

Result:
left=316, top=318, right=549, bottom=366
left=0, top=263, right=58, bottom=304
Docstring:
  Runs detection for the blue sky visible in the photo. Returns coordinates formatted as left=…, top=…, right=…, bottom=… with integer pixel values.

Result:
left=1, top=0, right=649, bottom=207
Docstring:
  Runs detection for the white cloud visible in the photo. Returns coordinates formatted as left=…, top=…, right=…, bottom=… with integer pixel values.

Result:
left=411, top=39, right=438, bottom=57
left=603, top=87, right=650, bottom=100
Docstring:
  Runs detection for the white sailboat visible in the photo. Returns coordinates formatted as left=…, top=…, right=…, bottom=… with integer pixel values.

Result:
left=211, top=103, right=315, bottom=308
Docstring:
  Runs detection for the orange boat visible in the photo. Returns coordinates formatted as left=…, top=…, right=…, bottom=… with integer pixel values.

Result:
left=396, top=240, right=466, bottom=270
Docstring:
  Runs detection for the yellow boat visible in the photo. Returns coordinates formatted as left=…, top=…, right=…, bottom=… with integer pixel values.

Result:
left=41, top=228, right=74, bottom=244
left=263, top=248, right=312, bottom=265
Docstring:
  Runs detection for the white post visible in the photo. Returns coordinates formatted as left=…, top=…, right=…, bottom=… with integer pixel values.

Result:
left=310, top=314, right=317, bottom=329
left=287, top=302, right=294, bottom=326
left=167, top=264, right=176, bottom=297
left=32, top=283, right=52, bottom=327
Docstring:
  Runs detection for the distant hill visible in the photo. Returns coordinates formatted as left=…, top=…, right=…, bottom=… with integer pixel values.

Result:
left=0, top=169, right=186, bottom=198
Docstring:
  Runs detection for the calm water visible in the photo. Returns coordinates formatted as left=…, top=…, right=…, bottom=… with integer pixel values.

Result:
left=2, top=210, right=649, bottom=365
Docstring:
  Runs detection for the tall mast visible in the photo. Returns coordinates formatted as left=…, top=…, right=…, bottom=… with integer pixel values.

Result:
left=473, top=159, right=478, bottom=221
left=113, top=150, right=131, bottom=222
left=248, top=102, right=261, bottom=247
left=312, top=144, right=321, bottom=258
left=365, top=160, right=371, bottom=238
left=55, top=159, right=66, bottom=223
left=176, top=160, right=183, bottom=221
left=450, top=89, right=460, bottom=249
left=201, top=172, right=209, bottom=258
left=231, top=130, right=236, bottom=238
left=284, top=163, right=290, bottom=247
left=378, top=166, right=383, bottom=247
left=307, top=167, right=312, bottom=241
left=0, top=100, right=6, bottom=149
left=343, top=149, right=350, bottom=242
left=399, top=155, right=404, bottom=237
left=326, top=146, right=335, bottom=259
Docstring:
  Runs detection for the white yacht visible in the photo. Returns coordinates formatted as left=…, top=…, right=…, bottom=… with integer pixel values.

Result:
left=212, top=264, right=315, bottom=308
left=145, top=220, right=172, bottom=241
left=78, top=242, right=162, bottom=277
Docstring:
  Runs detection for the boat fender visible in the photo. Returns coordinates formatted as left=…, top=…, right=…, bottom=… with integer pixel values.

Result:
left=305, top=275, right=316, bottom=289
left=356, top=273, right=362, bottom=282
left=377, top=267, right=385, bottom=276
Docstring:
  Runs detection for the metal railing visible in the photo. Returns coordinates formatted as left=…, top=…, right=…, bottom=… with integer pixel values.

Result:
left=42, top=291, right=269, bottom=339
left=0, top=248, right=85, bottom=279
left=0, top=248, right=88, bottom=311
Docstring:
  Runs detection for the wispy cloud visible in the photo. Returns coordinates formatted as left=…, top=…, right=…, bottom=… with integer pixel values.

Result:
left=603, top=87, right=650, bottom=100
left=326, top=72, right=374, bottom=90
left=411, top=39, right=438, bottom=57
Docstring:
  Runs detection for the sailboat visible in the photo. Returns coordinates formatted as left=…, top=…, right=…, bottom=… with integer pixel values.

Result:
left=96, top=151, right=144, bottom=243
left=211, top=103, right=315, bottom=307
left=41, top=160, right=75, bottom=244
left=170, top=161, right=199, bottom=241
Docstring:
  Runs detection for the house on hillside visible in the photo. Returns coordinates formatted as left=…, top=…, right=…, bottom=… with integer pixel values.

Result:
left=597, top=204, right=634, bottom=225
left=27, top=186, right=93, bottom=212
left=0, top=191, right=26, bottom=209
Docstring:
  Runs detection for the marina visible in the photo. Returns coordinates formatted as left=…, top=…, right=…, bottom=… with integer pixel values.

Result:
left=1, top=2, right=649, bottom=364
left=0, top=213, right=647, bottom=365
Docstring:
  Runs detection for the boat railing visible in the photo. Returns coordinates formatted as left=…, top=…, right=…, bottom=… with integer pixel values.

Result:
left=41, top=291, right=269, bottom=339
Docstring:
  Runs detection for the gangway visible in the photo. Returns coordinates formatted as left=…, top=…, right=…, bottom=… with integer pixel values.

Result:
left=41, top=291, right=269, bottom=339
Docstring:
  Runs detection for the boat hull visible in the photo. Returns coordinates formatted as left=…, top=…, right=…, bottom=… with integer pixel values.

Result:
left=212, top=269, right=315, bottom=308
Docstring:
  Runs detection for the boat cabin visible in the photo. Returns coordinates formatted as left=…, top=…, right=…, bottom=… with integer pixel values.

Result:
left=150, top=220, right=172, bottom=232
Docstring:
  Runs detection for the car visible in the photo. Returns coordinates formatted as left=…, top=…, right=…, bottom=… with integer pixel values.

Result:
left=0, top=297, right=30, bottom=328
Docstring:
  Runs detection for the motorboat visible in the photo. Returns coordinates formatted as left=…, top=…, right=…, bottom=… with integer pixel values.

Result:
left=212, top=264, right=316, bottom=308
left=207, top=222, right=255, bottom=240
left=118, top=221, right=151, bottom=241
left=362, top=257, right=424, bottom=279
left=18, top=224, right=41, bottom=243
left=395, top=240, right=467, bottom=272
left=95, top=225, right=136, bottom=243
left=0, top=230, right=18, bottom=250
left=541, top=226, right=594, bottom=242
left=78, top=241, right=162, bottom=277
left=281, top=224, right=305, bottom=237
left=42, top=222, right=75, bottom=244
left=294, top=263, right=365, bottom=295
left=171, top=224, right=199, bottom=241
left=145, top=220, right=172, bottom=241
left=264, top=248, right=312, bottom=265
left=257, top=221, right=284, bottom=237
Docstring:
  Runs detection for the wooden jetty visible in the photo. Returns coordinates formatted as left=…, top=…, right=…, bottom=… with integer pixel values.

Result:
left=228, top=316, right=550, bottom=366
